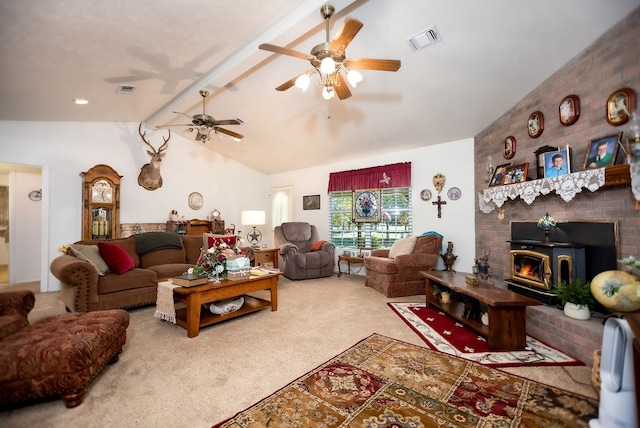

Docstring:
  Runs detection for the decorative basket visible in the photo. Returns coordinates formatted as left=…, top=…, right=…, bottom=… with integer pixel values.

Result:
left=227, top=268, right=250, bottom=281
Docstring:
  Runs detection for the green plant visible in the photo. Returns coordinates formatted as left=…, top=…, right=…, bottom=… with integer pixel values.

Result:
left=552, top=278, right=596, bottom=308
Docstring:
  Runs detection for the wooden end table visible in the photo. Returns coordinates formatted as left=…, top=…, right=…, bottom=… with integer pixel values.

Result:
left=337, top=255, right=365, bottom=277
left=252, top=247, right=279, bottom=269
left=172, top=272, right=282, bottom=337
left=422, top=270, right=541, bottom=350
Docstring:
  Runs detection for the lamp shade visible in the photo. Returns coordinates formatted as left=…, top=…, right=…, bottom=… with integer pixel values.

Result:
left=241, top=210, right=265, bottom=226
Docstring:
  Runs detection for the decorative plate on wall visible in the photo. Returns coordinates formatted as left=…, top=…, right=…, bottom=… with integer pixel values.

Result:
left=527, top=111, right=544, bottom=138
left=447, top=187, right=462, bottom=200
left=420, top=189, right=432, bottom=201
left=188, top=192, right=203, bottom=210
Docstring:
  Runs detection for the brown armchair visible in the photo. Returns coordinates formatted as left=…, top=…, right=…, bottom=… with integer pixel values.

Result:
left=274, top=222, right=335, bottom=280
left=363, top=233, right=443, bottom=297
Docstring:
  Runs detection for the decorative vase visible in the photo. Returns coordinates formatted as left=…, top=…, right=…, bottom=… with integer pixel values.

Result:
left=543, top=227, right=551, bottom=243
left=563, top=302, right=591, bottom=320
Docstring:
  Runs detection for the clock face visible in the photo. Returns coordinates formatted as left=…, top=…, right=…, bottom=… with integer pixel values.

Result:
left=91, top=180, right=113, bottom=203
left=353, top=190, right=380, bottom=222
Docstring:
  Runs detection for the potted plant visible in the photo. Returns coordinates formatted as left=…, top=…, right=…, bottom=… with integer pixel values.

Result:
left=553, top=278, right=596, bottom=320
left=432, top=284, right=452, bottom=303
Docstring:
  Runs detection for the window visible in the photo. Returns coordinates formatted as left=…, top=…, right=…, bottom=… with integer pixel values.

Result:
left=270, top=186, right=293, bottom=230
left=329, top=187, right=412, bottom=248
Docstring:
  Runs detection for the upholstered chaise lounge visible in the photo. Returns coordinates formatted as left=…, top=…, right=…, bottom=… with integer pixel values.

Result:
left=363, top=233, right=443, bottom=297
left=0, top=290, right=129, bottom=408
left=274, top=222, right=335, bottom=280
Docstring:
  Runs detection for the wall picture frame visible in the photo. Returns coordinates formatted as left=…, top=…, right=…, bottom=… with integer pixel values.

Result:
left=352, top=189, right=381, bottom=222
left=559, top=94, right=580, bottom=126
left=359, top=248, right=372, bottom=257
left=503, top=136, right=516, bottom=159
left=606, top=87, right=636, bottom=126
left=543, top=146, right=571, bottom=178
left=583, top=133, right=621, bottom=169
left=489, top=163, right=511, bottom=186
left=503, top=163, right=529, bottom=185
left=527, top=111, right=544, bottom=138
left=303, top=194, right=320, bottom=210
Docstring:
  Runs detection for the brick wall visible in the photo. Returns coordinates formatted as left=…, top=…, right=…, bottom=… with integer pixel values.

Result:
left=475, top=8, right=640, bottom=282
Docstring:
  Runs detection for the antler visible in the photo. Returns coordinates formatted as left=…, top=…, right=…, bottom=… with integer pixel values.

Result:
left=157, top=130, right=170, bottom=153
left=139, top=123, right=170, bottom=153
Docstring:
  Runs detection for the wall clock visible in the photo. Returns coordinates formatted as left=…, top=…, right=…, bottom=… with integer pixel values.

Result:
left=527, top=111, right=544, bottom=138
left=352, top=189, right=381, bottom=222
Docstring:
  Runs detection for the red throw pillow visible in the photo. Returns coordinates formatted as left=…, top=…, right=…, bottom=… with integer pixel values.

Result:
left=310, top=240, right=327, bottom=251
left=98, top=242, right=135, bottom=274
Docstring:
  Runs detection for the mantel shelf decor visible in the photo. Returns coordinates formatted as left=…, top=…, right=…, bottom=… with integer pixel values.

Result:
left=483, top=168, right=604, bottom=207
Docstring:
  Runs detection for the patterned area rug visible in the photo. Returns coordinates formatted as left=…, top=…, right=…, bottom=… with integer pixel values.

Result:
left=212, top=334, right=597, bottom=427
left=389, top=302, right=583, bottom=367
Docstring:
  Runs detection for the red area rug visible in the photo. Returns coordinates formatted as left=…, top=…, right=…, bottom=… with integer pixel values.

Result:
left=213, top=334, right=597, bottom=427
left=389, top=302, right=583, bottom=367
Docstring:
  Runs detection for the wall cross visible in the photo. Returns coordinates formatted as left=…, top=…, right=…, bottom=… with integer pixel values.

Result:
left=432, top=195, right=446, bottom=218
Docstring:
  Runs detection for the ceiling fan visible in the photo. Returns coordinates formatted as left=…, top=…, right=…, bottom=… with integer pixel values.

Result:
left=157, top=90, right=244, bottom=142
left=259, top=4, right=401, bottom=100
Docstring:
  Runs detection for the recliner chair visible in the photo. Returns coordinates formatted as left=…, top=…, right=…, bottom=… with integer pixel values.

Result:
left=274, top=222, right=335, bottom=280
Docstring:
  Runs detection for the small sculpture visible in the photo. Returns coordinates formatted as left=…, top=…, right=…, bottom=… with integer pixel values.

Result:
left=476, top=248, right=492, bottom=282
left=441, top=241, right=458, bottom=273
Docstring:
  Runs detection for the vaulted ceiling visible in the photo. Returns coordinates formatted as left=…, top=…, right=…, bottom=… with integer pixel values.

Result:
left=1, top=0, right=637, bottom=174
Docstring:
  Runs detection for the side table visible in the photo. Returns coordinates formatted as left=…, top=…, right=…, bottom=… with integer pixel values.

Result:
left=252, top=247, right=279, bottom=269
left=338, top=255, right=365, bottom=277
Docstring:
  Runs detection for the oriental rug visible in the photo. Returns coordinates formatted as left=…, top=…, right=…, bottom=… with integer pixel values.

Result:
left=212, top=333, right=597, bottom=427
left=389, top=302, right=582, bottom=367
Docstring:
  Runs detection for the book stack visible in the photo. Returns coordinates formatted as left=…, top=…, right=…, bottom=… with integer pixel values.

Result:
left=172, top=274, right=208, bottom=287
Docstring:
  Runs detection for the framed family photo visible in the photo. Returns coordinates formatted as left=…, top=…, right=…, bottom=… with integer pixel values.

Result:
left=606, top=87, right=636, bottom=126
left=503, top=136, right=516, bottom=159
left=303, top=194, right=320, bottom=210
left=503, top=163, right=529, bottom=185
left=543, top=146, right=571, bottom=178
left=489, top=163, right=511, bottom=186
left=559, top=94, right=580, bottom=126
left=583, top=133, right=621, bottom=169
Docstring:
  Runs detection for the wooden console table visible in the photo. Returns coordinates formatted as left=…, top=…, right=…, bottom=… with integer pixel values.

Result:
left=173, top=272, right=282, bottom=337
left=337, top=255, right=365, bottom=277
left=422, top=271, right=541, bottom=350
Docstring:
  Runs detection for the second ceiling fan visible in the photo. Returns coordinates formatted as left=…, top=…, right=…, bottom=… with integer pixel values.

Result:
left=259, top=4, right=401, bottom=100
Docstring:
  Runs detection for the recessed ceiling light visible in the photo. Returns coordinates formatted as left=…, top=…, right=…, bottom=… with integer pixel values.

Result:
left=73, top=98, right=89, bottom=105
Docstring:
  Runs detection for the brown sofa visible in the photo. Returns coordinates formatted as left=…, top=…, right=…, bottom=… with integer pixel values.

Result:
left=363, top=234, right=443, bottom=297
left=50, top=232, right=203, bottom=313
left=0, top=290, right=129, bottom=408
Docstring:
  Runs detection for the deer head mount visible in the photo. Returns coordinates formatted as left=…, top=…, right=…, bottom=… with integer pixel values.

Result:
left=137, top=123, right=170, bottom=191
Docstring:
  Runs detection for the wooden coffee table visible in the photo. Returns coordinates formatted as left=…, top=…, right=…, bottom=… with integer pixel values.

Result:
left=172, top=272, right=282, bottom=337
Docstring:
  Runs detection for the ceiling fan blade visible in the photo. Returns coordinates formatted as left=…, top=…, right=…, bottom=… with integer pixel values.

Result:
left=172, top=111, right=194, bottom=119
left=344, top=58, right=401, bottom=72
left=156, top=123, right=195, bottom=128
left=275, top=74, right=301, bottom=91
left=259, top=43, right=314, bottom=61
left=329, top=18, right=363, bottom=53
left=216, top=127, right=244, bottom=140
left=334, top=73, right=352, bottom=100
left=214, top=118, right=243, bottom=126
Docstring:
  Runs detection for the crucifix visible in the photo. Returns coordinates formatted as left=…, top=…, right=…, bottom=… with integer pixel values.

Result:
left=432, top=195, right=446, bottom=218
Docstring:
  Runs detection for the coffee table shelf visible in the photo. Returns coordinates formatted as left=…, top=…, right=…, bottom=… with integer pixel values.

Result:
left=176, top=296, right=271, bottom=330
left=433, top=300, right=489, bottom=337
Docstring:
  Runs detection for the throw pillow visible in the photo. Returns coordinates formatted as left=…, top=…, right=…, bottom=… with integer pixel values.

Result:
left=388, top=236, right=418, bottom=258
left=98, top=242, right=135, bottom=275
left=69, top=244, right=111, bottom=276
left=310, top=240, right=327, bottom=251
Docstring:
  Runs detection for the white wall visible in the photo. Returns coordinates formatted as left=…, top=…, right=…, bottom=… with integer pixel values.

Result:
left=0, top=121, right=268, bottom=291
left=267, top=138, right=476, bottom=272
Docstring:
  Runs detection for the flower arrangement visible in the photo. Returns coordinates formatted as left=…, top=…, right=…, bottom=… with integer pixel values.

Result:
left=620, top=256, right=640, bottom=277
left=537, top=212, right=557, bottom=229
left=188, top=242, right=245, bottom=279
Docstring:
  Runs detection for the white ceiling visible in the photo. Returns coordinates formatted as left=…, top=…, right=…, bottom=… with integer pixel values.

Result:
left=1, top=0, right=638, bottom=174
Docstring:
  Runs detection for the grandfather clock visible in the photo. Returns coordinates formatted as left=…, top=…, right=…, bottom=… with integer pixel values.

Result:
left=81, top=164, right=122, bottom=240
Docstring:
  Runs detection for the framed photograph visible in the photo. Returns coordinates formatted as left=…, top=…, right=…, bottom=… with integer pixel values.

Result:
left=606, top=87, right=636, bottom=126
left=559, top=94, right=580, bottom=126
left=534, top=145, right=558, bottom=179
left=303, top=194, right=320, bottom=210
left=583, top=133, right=621, bottom=169
left=503, top=136, right=516, bottom=159
left=543, top=146, right=571, bottom=178
left=489, top=163, right=511, bottom=186
left=502, top=163, right=529, bottom=185
left=527, top=111, right=544, bottom=138
left=359, top=248, right=372, bottom=257
left=352, top=189, right=381, bottom=222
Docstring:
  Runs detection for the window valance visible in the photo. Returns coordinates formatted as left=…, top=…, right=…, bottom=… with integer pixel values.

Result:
left=327, top=162, right=411, bottom=192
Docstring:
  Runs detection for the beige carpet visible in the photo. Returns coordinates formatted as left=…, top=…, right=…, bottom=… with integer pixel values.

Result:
left=0, top=275, right=598, bottom=428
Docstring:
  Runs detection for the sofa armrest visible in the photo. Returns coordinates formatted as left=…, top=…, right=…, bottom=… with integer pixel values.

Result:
left=0, top=290, right=35, bottom=318
left=394, top=253, right=439, bottom=270
left=371, top=249, right=390, bottom=258
left=50, top=254, right=99, bottom=312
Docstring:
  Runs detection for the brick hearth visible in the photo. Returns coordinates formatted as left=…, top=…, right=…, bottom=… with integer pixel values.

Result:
left=526, top=305, right=604, bottom=367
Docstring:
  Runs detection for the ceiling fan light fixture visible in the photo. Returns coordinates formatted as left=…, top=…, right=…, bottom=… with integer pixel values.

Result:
left=320, top=57, right=336, bottom=74
left=295, top=73, right=311, bottom=91
left=346, top=69, right=363, bottom=88
left=322, top=85, right=335, bottom=100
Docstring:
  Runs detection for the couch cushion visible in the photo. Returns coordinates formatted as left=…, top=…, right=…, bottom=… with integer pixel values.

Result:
left=139, top=248, right=186, bottom=268
left=363, top=256, right=398, bottom=274
left=388, top=236, right=417, bottom=258
left=98, top=242, right=135, bottom=275
left=69, top=244, right=111, bottom=276
left=414, top=234, right=441, bottom=254
left=76, top=238, right=140, bottom=267
left=146, top=264, right=194, bottom=281
left=131, top=231, right=182, bottom=255
left=97, top=268, right=158, bottom=294
left=181, top=235, right=205, bottom=264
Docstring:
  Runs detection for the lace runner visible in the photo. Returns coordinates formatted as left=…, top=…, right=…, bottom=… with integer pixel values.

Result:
left=483, top=168, right=605, bottom=207
left=154, top=280, right=179, bottom=324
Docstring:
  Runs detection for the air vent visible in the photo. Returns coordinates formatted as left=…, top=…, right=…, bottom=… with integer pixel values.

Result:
left=117, top=84, right=136, bottom=94
left=405, top=26, right=442, bottom=52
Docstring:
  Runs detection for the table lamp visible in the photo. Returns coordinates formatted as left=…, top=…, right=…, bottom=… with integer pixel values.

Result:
left=241, top=210, right=265, bottom=248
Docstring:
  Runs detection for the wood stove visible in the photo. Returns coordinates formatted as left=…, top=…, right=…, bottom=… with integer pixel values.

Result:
left=505, top=221, right=618, bottom=305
